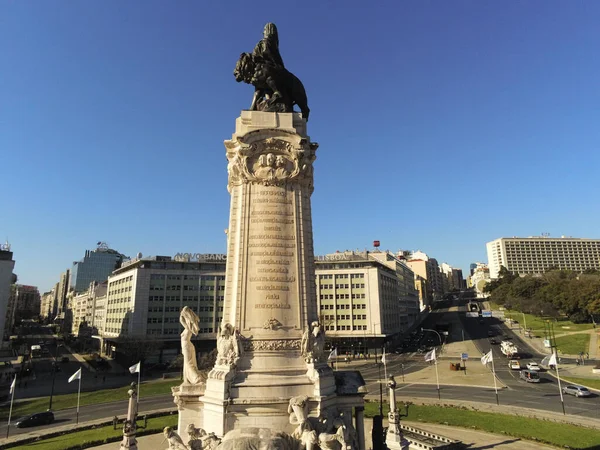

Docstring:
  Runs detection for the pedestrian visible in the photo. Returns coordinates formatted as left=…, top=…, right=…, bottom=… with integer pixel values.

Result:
left=576, top=359, right=580, bottom=366
left=586, top=352, right=589, bottom=359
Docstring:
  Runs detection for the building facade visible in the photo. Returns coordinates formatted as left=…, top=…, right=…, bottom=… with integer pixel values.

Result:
left=315, top=250, right=420, bottom=353
left=486, top=236, right=600, bottom=279
left=468, top=262, right=490, bottom=297
left=70, top=243, right=127, bottom=293
left=0, top=245, right=15, bottom=344
left=99, top=255, right=227, bottom=361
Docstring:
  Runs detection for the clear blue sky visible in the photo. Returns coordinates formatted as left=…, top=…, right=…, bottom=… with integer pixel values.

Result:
left=2, top=1, right=600, bottom=292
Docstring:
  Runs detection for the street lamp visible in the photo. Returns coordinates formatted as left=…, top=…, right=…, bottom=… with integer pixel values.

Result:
left=421, top=328, right=443, bottom=354
left=48, top=344, right=63, bottom=410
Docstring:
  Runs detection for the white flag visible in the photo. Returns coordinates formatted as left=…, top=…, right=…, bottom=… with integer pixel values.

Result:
left=381, top=349, right=387, bottom=365
left=424, top=348, right=436, bottom=362
left=68, top=368, right=82, bottom=383
left=9, top=376, right=16, bottom=394
left=129, top=361, right=141, bottom=374
left=548, top=353, right=558, bottom=367
left=481, top=350, right=493, bottom=365
left=328, top=348, right=337, bottom=361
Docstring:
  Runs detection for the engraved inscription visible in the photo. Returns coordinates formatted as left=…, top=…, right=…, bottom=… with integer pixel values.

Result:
left=245, top=183, right=298, bottom=329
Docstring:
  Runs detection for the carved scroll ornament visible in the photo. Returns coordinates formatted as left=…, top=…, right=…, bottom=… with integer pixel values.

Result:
left=225, top=136, right=317, bottom=192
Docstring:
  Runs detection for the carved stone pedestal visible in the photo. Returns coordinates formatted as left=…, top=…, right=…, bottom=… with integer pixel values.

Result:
left=173, top=384, right=206, bottom=444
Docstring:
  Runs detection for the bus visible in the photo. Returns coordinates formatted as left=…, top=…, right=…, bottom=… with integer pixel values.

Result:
left=30, top=345, right=42, bottom=358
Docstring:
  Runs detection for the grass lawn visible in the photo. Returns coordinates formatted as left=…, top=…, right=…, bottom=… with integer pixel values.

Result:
left=489, top=303, right=594, bottom=333
left=8, top=414, right=178, bottom=450
left=562, top=376, right=600, bottom=390
left=555, top=333, right=591, bottom=355
left=1, top=379, right=180, bottom=420
left=364, top=402, right=600, bottom=449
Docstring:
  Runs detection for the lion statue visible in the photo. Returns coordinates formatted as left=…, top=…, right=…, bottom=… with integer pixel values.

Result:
left=234, top=52, right=310, bottom=121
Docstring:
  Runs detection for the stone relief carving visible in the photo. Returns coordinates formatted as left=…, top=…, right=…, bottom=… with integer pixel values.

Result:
left=300, top=321, right=325, bottom=363
left=186, top=424, right=221, bottom=450
left=180, top=307, right=208, bottom=385
left=216, top=323, right=242, bottom=367
left=225, top=136, right=318, bottom=191
left=263, top=317, right=283, bottom=330
left=242, top=338, right=301, bottom=352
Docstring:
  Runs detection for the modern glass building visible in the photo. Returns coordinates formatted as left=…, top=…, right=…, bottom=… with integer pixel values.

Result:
left=70, top=244, right=127, bottom=293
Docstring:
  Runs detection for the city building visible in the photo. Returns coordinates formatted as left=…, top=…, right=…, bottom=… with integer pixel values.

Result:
left=40, top=287, right=59, bottom=322
left=315, top=250, right=420, bottom=353
left=71, top=281, right=108, bottom=338
left=0, top=243, right=15, bottom=344
left=99, top=254, right=227, bottom=363
left=440, top=263, right=464, bottom=292
left=468, top=262, right=490, bottom=297
left=469, top=263, right=477, bottom=276
left=405, top=251, right=446, bottom=303
left=486, top=236, right=600, bottom=279
left=56, top=269, right=70, bottom=317
left=70, top=243, right=127, bottom=293
left=6, top=285, right=41, bottom=331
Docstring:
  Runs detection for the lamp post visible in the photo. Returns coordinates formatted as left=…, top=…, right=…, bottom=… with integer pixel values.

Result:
left=421, top=328, right=443, bottom=354
left=48, top=344, right=63, bottom=410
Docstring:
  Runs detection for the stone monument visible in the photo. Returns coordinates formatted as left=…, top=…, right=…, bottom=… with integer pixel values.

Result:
left=172, top=23, right=366, bottom=450
left=120, top=383, right=138, bottom=450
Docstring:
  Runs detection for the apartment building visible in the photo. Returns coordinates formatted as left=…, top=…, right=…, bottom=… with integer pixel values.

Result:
left=315, top=250, right=420, bottom=353
left=99, top=254, right=227, bottom=361
left=0, top=245, right=15, bottom=344
left=486, top=236, right=600, bottom=279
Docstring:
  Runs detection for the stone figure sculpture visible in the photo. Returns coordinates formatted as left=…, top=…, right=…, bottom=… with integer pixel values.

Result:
left=164, top=426, right=189, bottom=450
left=180, top=306, right=207, bottom=385
left=216, top=323, right=242, bottom=367
left=217, top=428, right=303, bottom=450
left=317, top=410, right=358, bottom=450
left=288, top=396, right=318, bottom=450
left=186, top=424, right=221, bottom=450
left=300, top=322, right=325, bottom=363
left=234, top=23, right=310, bottom=119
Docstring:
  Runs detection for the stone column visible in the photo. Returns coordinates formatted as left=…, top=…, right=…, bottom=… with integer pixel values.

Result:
left=201, top=111, right=336, bottom=436
left=355, top=406, right=366, bottom=450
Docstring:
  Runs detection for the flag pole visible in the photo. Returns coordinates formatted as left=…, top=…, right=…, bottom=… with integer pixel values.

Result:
left=490, top=354, right=499, bottom=405
left=76, top=372, right=82, bottom=424
left=554, top=352, right=566, bottom=415
left=137, top=363, right=141, bottom=407
left=434, top=358, right=440, bottom=399
left=6, top=375, right=16, bottom=439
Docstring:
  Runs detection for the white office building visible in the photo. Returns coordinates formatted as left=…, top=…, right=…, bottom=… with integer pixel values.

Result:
left=486, top=236, right=600, bottom=279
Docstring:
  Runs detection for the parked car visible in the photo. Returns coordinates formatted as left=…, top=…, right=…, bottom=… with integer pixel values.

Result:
left=508, top=360, right=521, bottom=370
left=526, top=362, right=540, bottom=371
left=15, top=411, right=55, bottom=428
left=489, top=338, right=497, bottom=345
left=562, top=385, right=591, bottom=397
left=519, top=369, right=540, bottom=383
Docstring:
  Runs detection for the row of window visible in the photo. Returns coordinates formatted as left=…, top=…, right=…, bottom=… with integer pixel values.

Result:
left=320, top=304, right=367, bottom=310
left=321, top=314, right=367, bottom=320
left=324, top=325, right=368, bottom=331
